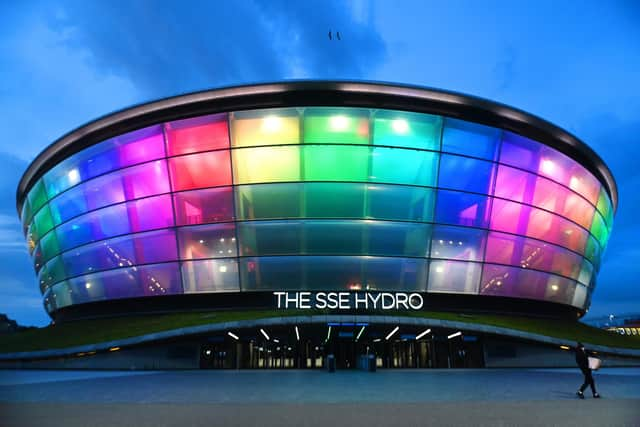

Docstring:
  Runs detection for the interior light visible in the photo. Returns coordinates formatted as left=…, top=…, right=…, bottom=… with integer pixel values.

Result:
left=435, top=266, right=444, bottom=273
left=262, top=116, right=282, bottom=133
left=391, top=119, right=409, bottom=134
left=329, top=115, right=349, bottom=131
left=541, top=159, right=555, bottom=175
left=199, top=240, right=204, bottom=244
left=109, top=347, right=120, bottom=352
left=560, top=345, right=570, bottom=350
left=373, top=338, right=382, bottom=343
left=67, top=169, right=80, bottom=184
left=85, top=282, right=91, bottom=289
left=227, top=331, right=239, bottom=340
left=219, top=265, right=227, bottom=273
left=356, top=325, right=366, bottom=341
left=295, top=326, right=300, bottom=341
left=326, top=326, right=332, bottom=341
left=260, top=329, right=270, bottom=340
left=447, top=331, right=462, bottom=340
left=415, top=328, right=432, bottom=340
left=385, top=326, right=399, bottom=341
left=551, top=284, right=559, bottom=291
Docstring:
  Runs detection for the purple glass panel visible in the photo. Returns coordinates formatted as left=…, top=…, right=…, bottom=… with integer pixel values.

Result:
left=178, top=223, right=237, bottom=260
left=115, top=125, right=166, bottom=167
left=435, top=190, right=490, bottom=227
left=499, top=132, right=541, bottom=172
left=428, top=260, right=481, bottom=294
left=181, top=259, right=240, bottom=293
left=127, top=194, right=174, bottom=232
left=493, top=165, right=535, bottom=204
left=173, top=187, right=234, bottom=226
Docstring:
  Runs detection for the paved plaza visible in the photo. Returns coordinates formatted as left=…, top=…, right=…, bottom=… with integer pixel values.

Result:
left=1, top=368, right=639, bottom=426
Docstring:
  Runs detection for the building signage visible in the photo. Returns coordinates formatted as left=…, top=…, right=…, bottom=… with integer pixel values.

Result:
left=273, top=291, right=424, bottom=310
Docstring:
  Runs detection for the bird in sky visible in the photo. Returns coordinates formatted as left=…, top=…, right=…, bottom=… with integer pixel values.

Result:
left=328, top=31, right=341, bottom=41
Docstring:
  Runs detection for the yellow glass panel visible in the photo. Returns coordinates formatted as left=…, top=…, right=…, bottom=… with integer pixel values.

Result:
left=231, top=111, right=300, bottom=147
left=232, top=146, right=301, bottom=184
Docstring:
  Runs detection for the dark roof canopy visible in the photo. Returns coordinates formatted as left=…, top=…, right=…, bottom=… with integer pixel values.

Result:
left=16, top=81, right=618, bottom=212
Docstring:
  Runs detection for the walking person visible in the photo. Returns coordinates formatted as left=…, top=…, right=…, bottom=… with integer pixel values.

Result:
left=575, top=342, right=600, bottom=399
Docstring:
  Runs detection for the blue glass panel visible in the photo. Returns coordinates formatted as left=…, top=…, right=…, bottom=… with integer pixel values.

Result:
left=435, top=190, right=490, bottom=227
left=441, top=117, right=501, bottom=160
left=49, top=186, right=88, bottom=225
left=438, top=154, right=495, bottom=194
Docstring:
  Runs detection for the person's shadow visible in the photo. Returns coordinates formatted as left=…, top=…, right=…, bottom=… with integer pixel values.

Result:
left=550, top=390, right=580, bottom=399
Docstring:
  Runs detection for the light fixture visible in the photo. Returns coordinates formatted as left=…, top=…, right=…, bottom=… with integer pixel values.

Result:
left=415, top=328, right=431, bottom=340
left=560, top=345, right=570, bottom=350
left=273, top=339, right=280, bottom=343
left=329, top=115, right=349, bottom=131
left=541, top=159, right=555, bottom=175
left=326, top=326, right=332, bottom=341
left=391, top=119, right=409, bottom=134
left=435, top=266, right=444, bottom=273
left=227, top=331, right=239, bottom=340
left=85, top=282, right=91, bottom=289
left=356, top=325, right=366, bottom=341
left=219, top=265, right=227, bottom=273
left=295, top=326, right=300, bottom=341
left=373, top=338, right=382, bottom=343
left=260, top=328, right=270, bottom=340
left=262, top=116, right=282, bottom=132
left=447, top=331, right=462, bottom=340
left=385, top=326, right=399, bottom=341
left=109, top=347, right=120, bottom=352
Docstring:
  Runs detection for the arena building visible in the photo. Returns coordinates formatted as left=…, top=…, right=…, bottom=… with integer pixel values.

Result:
left=15, top=81, right=618, bottom=369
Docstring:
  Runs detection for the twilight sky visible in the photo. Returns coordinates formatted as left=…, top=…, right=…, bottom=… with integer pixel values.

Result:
left=1, top=1, right=638, bottom=326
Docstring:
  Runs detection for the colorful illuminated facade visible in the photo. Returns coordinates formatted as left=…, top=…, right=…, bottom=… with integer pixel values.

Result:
left=17, top=82, right=616, bottom=321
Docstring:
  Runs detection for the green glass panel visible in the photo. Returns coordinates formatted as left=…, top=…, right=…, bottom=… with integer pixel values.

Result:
left=590, top=211, right=608, bottom=247
left=303, top=107, right=370, bottom=145
left=232, top=146, right=300, bottom=184
left=584, top=236, right=601, bottom=271
left=304, top=183, right=366, bottom=218
left=302, top=145, right=370, bottom=182
left=33, top=205, right=54, bottom=241
left=596, top=187, right=614, bottom=228
left=39, top=230, right=60, bottom=263
left=373, top=110, right=442, bottom=151
left=367, top=185, right=435, bottom=222
left=370, top=147, right=438, bottom=186
left=38, top=256, right=66, bottom=292
left=235, top=183, right=302, bottom=220
left=28, top=179, right=48, bottom=215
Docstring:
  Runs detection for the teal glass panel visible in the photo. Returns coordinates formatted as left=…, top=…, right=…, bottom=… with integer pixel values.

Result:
left=303, top=107, right=370, bottom=145
left=38, top=256, right=66, bottom=292
left=304, top=183, right=365, bottom=219
left=39, top=230, right=60, bottom=264
left=238, top=220, right=430, bottom=257
left=302, top=145, right=370, bottom=182
left=240, top=256, right=428, bottom=291
left=27, top=179, right=49, bottom=216
left=441, top=117, right=501, bottom=160
left=370, top=147, right=438, bottom=186
left=373, top=110, right=442, bottom=151
left=50, top=281, right=73, bottom=309
left=235, top=183, right=302, bottom=220
left=584, top=235, right=601, bottom=271
left=367, top=185, right=435, bottom=222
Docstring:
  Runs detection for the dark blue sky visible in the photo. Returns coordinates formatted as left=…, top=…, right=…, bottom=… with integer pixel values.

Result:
left=1, top=1, right=638, bottom=326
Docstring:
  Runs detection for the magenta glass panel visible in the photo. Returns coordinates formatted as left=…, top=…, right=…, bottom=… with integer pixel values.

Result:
left=110, top=125, right=166, bottom=170
left=178, top=223, right=237, bottom=260
left=480, top=264, right=576, bottom=305
left=62, top=229, right=178, bottom=277
left=428, top=260, right=481, bottom=294
left=168, top=150, right=232, bottom=191
left=532, top=176, right=594, bottom=229
left=173, top=187, right=234, bottom=226
left=127, top=194, right=174, bottom=232
left=166, top=114, right=229, bottom=156
left=493, top=165, right=535, bottom=204
left=181, top=259, right=240, bottom=293
left=435, top=190, right=491, bottom=227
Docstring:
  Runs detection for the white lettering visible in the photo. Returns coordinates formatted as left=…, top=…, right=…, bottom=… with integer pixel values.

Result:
left=316, top=292, right=327, bottom=309
left=381, top=292, right=395, bottom=309
left=299, top=292, right=311, bottom=309
left=338, top=292, right=350, bottom=309
left=354, top=292, right=368, bottom=309
left=408, top=293, right=424, bottom=310
left=368, top=293, right=381, bottom=309
left=327, top=292, right=339, bottom=309
left=395, top=292, right=409, bottom=309
left=273, top=291, right=286, bottom=309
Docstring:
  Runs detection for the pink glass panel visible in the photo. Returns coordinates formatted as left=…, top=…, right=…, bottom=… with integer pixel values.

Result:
left=166, top=114, right=229, bottom=156
left=127, top=194, right=174, bottom=232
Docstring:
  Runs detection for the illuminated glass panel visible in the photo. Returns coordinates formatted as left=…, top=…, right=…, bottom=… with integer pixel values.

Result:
left=303, top=107, right=370, bottom=145
left=499, top=131, right=542, bottom=172
left=484, top=232, right=581, bottom=280
left=174, top=187, right=234, bottom=226
left=596, top=187, right=614, bottom=228
left=49, top=185, right=88, bottom=226
left=435, top=190, right=490, bottom=227
left=62, top=229, right=178, bottom=277
left=441, top=117, right=501, bottom=160
left=480, top=263, right=576, bottom=305
left=38, top=256, right=66, bottom=292
left=438, top=154, right=495, bottom=194
left=367, top=185, right=435, bottom=222
left=302, top=145, right=369, bottom=182
left=231, top=108, right=300, bottom=147
left=590, top=211, right=608, bottom=248
left=232, top=146, right=300, bottom=184
left=428, top=260, right=480, bottom=294
left=240, top=256, right=428, bottom=291
left=67, top=262, right=182, bottom=304
left=178, top=223, right=237, bottom=260
left=304, top=183, right=365, bottom=219
left=166, top=114, right=229, bottom=156
left=370, top=147, right=438, bottom=186
left=32, top=205, right=55, bottom=243
left=430, top=225, right=486, bottom=262
left=493, top=164, right=534, bottom=204
left=584, top=235, right=601, bottom=269
left=27, top=179, right=48, bottom=215
left=126, top=194, right=174, bottom=233
left=181, top=259, right=239, bottom=293
left=238, top=220, right=430, bottom=257
left=373, top=110, right=442, bottom=151
left=572, top=284, right=588, bottom=309
left=577, top=260, right=594, bottom=287
left=39, top=230, right=61, bottom=264
left=169, top=150, right=231, bottom=191
left=50, top=281, right=73, bottom=309
left=235, top=183, right=302, bottom=220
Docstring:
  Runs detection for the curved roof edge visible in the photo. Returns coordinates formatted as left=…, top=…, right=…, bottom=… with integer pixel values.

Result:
left=16, top=80, right=618, bottom=213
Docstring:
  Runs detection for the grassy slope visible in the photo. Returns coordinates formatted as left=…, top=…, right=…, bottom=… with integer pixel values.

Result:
left=0, top=310, right=638, bottom=354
